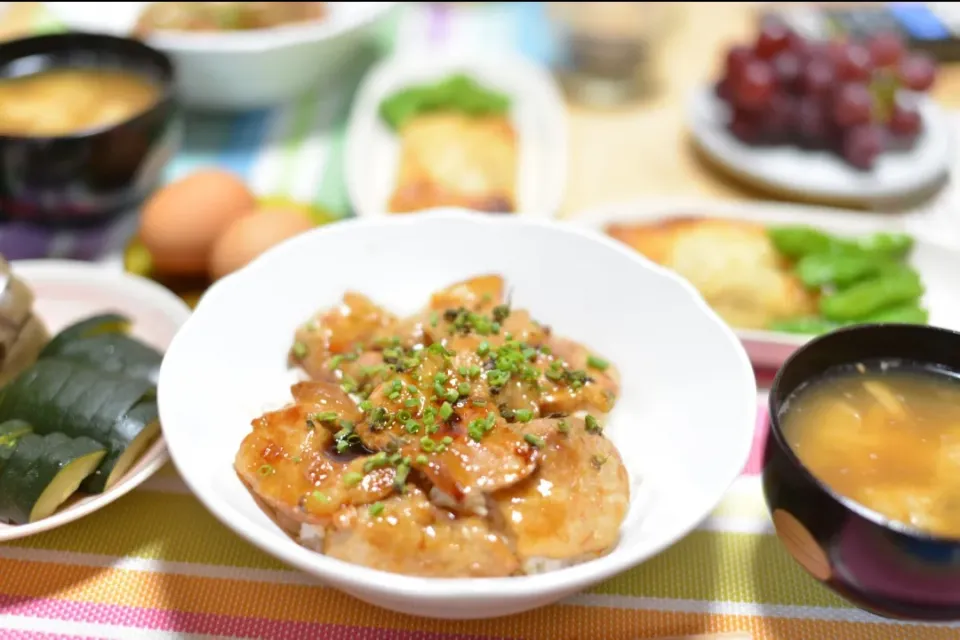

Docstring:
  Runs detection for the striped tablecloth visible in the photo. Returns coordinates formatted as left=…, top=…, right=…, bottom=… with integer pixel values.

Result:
left=2, top=3, right=960, bottom=639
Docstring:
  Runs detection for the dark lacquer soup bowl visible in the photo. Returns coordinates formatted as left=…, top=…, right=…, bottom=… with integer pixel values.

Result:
left=0, top=32, right=180, bottom=224
left=766, top=323, right=960, bottom=622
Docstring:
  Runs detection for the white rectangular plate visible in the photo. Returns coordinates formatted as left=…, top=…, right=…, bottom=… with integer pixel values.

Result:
left=571, top=198, right=960, bottom=369
left=344, top=51, right=567, bottom=218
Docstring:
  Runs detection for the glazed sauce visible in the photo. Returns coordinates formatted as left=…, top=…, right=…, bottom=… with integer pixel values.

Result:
left=783, top=364, right=960, bottom=539
left=0, top=68, right=160, bottom=137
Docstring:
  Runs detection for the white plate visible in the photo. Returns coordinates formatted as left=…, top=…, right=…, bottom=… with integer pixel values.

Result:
left=43, top=2, right=398, bottom=109
left=688, top=87, right=953, bottom=206
left=0, top=260, right=192, bottom=541
left=344, top=52, right=568, bottom=218
left=158, top=209, right=756, bottom=619
left=571, top=198, right=960, bottom=369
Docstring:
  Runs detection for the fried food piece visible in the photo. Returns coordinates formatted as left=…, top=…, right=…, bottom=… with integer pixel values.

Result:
left=235, top=397, right=395, bottom=534
left=291, top=292, right=397, bottom=379
left=607, top=217, right=817, bottom=330
left=359, top=350, right=538, bottom=513
left=323, top=486, right=519, bottom=577
left=389, top=113, right=517, bottom=214
left=491, top=417, right=630, bottom=573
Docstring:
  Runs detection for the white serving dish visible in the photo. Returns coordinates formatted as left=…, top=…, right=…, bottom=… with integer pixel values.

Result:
left=344, top=52, right=568, bottom=219
left=43, top=2, right=398, bottom=110
left=158, top=209, right=756, bottom=619
left=572, top=198, right=960, bottom=369
left=687, top=87, right=953, bottom=206
left=0, top=260, right=191, bottom=541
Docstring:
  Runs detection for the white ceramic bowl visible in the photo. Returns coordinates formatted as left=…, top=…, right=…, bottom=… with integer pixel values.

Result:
left=157, top=209, right=757, bottom=619
left=44, top=2, right=399, bottom=110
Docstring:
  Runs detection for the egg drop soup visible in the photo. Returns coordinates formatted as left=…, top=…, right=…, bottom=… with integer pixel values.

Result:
left=782, top=365, right=960, bottom=539
left=0, top=68, right=160, bottom=137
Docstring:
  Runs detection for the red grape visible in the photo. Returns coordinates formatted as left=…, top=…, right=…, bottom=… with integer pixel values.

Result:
left=899, top=53, right=937, bottom=92
left=733, top=59, right=775, bottom=110
left=795, top=97, right=830, bottom=148
left=836, top=44, right=873, bottom=82
left=833, top=83, right=874, bottom=128
left=773, top=51, right=802, bottom=91
left=725, top=45, right=753, bottom=81
left=785, top=30, right=809, bottom=57
left=755, top=22, right=791, bottom=60
left=868, top=32, right=905, bottom=67
left=800, top=58, right=836, bottom=98
left=889, top=98, right=922, bottom=138
left=761, top=93, right=797, bottom=143
left=714, top=78, right=732, bottom=102
left=729, top=108, right=764, bottom=144
left=843, top=125, right=885, bottom=170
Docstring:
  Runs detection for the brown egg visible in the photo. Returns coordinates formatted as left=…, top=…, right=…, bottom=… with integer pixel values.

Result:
left=209, top=207, right=316, bottom=281
left=139, top=169, right=257, bottom=276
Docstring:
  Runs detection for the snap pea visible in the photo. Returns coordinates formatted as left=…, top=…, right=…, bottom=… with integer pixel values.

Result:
left=794, top=252, right=887, bottom=289
left=767, top=226, right=915, bottom=262
left=768, top=317, right=840, bottom=335
left=853, top=232, right=914, bottom=259
left=859, top=303, right=929, bottom=325
left=819, top=267, right=924, bottom=321
left=766, top=226, right=835, bottom=259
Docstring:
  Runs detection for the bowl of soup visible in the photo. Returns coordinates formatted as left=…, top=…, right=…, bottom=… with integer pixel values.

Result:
left=766, top=323, right=960, bottom=622
left=0, top=32, right=179, bottom=224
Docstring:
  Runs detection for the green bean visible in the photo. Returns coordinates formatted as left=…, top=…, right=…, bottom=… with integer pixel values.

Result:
left=794, top=252, right=887, bottom=289
left=768, top=317, right=840, bottom=335
left=858, top=303, right=929, bottom=325
left=767, top=226, right=835, bottom=259
left=819, top=267, right=924, bottom=321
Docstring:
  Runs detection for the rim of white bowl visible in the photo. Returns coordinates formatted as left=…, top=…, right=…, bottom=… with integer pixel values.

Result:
left=144, top=3, right=399, bottom=53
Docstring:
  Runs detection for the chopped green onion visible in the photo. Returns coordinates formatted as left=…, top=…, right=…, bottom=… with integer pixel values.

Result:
left=524, top=434, right=545, bottom=448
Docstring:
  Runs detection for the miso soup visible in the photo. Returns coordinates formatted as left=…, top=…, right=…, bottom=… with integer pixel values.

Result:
left=782, top=364, right=960, bottom=539
left=0, top=68, right=160, bottom=137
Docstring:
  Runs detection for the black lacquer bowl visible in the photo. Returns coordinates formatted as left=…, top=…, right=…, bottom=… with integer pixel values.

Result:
left=0, top=32, right=180, bottom=225
left=766, top=324, right=960, bottom=622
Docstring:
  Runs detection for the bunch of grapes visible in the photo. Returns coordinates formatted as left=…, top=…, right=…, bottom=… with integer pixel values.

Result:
left=715, top=22, right=938, bottom=170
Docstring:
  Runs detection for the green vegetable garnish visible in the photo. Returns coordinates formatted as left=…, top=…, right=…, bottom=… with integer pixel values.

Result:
left=586, top=355, right=609, bottom=371
left=524, top=433, right=545, bottom=448
left=379, top=74, right=512, bottom=131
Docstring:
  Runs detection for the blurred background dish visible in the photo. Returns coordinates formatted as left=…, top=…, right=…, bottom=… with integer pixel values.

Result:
left=44, top=2, right=399, bottom=110
left=573, top=198, right=960, bottom=367
left=0, top=31, right=179, bottom=224
left=345, top=52, right=567, bottom=218
left=689, top=87, right=952, bottom=207
left=689, top=22, right=952, bottom=207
